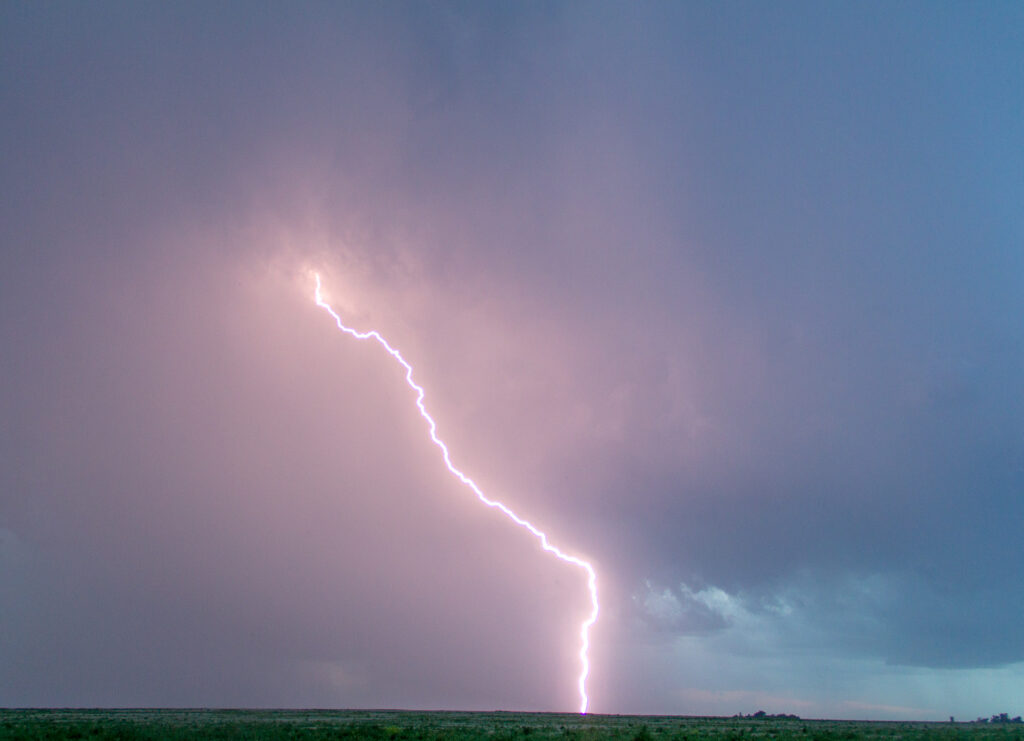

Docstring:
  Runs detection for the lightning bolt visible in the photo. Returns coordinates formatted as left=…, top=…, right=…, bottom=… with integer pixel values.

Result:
left=313, top=273, right=599, bottom=714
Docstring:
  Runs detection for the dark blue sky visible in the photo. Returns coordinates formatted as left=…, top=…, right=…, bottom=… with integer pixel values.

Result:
left=2, top=1, right=1022, bottom=719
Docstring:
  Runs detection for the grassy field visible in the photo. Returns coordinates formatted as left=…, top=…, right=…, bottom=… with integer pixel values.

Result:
left=1, top=709, right=1022, bottom=741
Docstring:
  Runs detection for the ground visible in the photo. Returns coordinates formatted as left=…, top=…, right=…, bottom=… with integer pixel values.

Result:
left=2, top=709, right=1022, bottom=741
left=6, top=708, right=1024, bottom=736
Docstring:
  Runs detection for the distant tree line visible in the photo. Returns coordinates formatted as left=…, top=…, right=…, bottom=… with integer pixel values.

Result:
left=970, top=714, right=1022, bottom=724
left=734, top=711, right=801, bottom=720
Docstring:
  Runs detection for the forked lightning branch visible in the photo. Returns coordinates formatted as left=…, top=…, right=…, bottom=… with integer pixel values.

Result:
left=313, top=273, right=600, bottom=714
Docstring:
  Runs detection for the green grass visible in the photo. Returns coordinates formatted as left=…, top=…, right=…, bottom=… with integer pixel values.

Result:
left=1, top=710, right=1021, bottom=741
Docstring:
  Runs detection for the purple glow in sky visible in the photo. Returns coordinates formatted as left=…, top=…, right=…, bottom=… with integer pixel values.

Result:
left=2, top=0, right=1023, bottom=721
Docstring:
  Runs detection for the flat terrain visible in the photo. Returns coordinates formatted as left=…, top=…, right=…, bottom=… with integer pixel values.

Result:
left=1, top=709, right=1021, bottom=741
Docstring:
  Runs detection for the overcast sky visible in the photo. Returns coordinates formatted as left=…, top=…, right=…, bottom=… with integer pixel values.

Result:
left=2, top=1, right=1023, bottom=721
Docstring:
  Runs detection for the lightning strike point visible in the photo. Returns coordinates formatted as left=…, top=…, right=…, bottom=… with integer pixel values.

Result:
left=313, top=273, right=599, bottom=714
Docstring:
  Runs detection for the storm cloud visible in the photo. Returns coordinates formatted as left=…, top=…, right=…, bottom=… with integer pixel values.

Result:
left=2, top=1, right=1022, bottom=720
